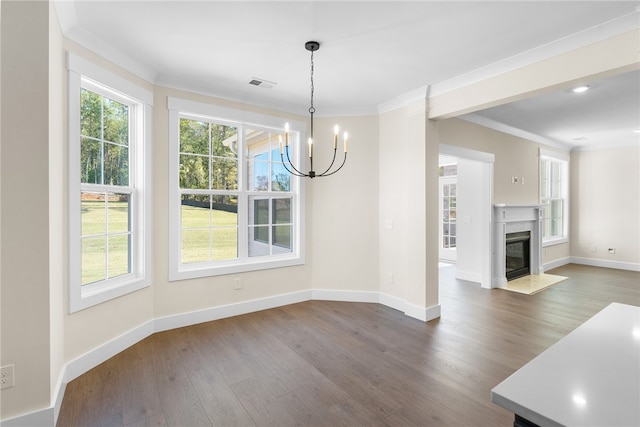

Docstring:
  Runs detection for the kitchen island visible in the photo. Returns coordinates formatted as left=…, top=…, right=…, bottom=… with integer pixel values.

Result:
left=492, top=303, right=640, bottom=427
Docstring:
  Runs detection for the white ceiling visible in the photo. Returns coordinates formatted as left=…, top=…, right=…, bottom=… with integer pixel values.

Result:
left=55, top=1, right=640, bottom=150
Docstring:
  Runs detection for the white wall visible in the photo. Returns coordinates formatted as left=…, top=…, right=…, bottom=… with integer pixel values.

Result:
left=310, top=115, right=380, bottom=294
left=1, top=1, right=52, bottom=419
left=571, top=145, right=640, bottom=268
left=455, top=158, right=489, bottom=284
left=48, top=0, right=66, bottom=408
left=378, top=100, right=440, bottom=320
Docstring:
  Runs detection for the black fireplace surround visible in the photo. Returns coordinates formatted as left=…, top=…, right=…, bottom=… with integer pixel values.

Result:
left=505, top=231, right=531, bottom=281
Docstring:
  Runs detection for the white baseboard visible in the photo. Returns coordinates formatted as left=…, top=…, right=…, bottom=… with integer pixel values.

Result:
left=379, top=292, right=440, bottom=322
left=570, top=257, right=640, bottom=272
left=6, top=289, right=441, bottom=427
left=405, top=302, right=441, bottom=322
left=64, top=319, right=155, bottom=384
left=0, top=407, right=53, bottom=427
left=154, top=290, right=312, bottom=332
left=543, top=257, right=571, bottom=271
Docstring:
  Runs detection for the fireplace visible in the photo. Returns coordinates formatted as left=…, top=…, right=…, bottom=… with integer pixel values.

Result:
left=492, top=204, right=544, bottom=288
left=505, top=231, right=530, bottom=280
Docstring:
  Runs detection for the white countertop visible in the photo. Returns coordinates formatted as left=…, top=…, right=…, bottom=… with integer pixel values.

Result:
left=492, top=303, right=640, bottom=427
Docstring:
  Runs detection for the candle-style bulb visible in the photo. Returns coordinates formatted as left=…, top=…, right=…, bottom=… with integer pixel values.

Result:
left=343, top=132, right=348, bottom=153
left=334, top=125, right=339, bottom=149
left=284, top=123, right=289, bottom=146
left=308, top=137, right=313, bottom=157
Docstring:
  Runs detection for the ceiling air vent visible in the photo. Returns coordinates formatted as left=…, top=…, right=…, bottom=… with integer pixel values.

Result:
left=249, top=77, right=276, bottom=89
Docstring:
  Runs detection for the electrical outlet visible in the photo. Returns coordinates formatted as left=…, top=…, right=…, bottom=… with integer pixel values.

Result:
left=608, top=248, right=616, bottom=254
left=233, top=278, right=242, bottom=290
left=1, top=365, right=15, bottom=390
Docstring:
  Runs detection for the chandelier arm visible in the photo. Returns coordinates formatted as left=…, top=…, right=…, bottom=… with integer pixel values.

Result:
left=280, top=157, right=308, bottom=177
left=318, top=152, right=348, bottom=177
left=318, top=148, right=338, bottom=176
left=281, top=148, right=308, bottom=177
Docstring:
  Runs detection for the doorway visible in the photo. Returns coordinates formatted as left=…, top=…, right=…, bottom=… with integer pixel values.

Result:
left=439, top=156, right=457, bottom=263
left=439, top=144, right=494, bottom=289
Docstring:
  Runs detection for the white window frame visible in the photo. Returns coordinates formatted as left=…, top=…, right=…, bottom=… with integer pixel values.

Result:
left=68, top=52, right=153, bottom=313
left=539, top=148, right=569, bottom=247
left=168, top=97, right=306, bottom=281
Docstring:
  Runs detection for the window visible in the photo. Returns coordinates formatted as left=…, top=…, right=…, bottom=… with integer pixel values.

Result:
left=168, top=98, right=304, bottom=280
left=68, top=53, right=152, bottom=313
left=539, top=149, right=569, bottom=245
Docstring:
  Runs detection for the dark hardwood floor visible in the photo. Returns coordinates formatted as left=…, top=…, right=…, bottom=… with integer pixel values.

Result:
left=56, top=264, right=640, bottom=426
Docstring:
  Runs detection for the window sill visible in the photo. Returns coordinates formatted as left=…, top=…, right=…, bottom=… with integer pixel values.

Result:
left=169, top=255, right=304, bottom=282
left=70, top=276, right=150, bottom=313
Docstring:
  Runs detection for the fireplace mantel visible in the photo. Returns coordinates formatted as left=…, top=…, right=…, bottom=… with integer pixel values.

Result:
left=492, top=204, right=545, bottom=287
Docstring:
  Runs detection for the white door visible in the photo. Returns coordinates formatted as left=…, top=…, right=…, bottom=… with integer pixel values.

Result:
left=439, top=176, right=457, bottom=262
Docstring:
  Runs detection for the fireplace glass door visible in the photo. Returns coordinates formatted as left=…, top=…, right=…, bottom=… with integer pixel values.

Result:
left=505, top=231, right=531, bottom=281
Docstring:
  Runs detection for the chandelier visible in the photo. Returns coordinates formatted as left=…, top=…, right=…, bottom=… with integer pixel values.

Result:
left=279, top=41, right=348, bottom=179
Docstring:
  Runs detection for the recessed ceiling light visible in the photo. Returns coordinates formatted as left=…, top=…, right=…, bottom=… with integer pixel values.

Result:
left=572, top=136, right=589, bottom=141
left=572, top=85, right=590, bottom=93
left=634, top=129, right=640, bottom=134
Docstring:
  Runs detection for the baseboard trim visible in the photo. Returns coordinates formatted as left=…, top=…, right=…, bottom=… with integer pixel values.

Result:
left=379, top=292, right=441, bottom=322
left=0, top=408, right=53, bottom=427
left=154, top=290, right=312, bottom=333
left=405, top=302, right=441, bottom=322
left=569, top=257, right=640, bottom=272
left=64, top=319, right=155, bottom=384
left=8, top=289, right=441, bottom=427
left=543, top=257, right=571, bottom=271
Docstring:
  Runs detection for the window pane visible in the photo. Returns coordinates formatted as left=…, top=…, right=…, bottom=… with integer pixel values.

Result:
left=272, top=162, right=290, bottom=192
left=450, top=209, right=456, bottom=221
left=443, top=224, right=449, bottom=236
left=180, top=119, right=209, bottom=155
left=104, top=143, right=129, bottom=186
left=82, top=236, right=106, bottom=285
left=211, top=157, right=238, bottom=190
left=180, top=154, right=209, bottom=189
left=181, top=194, right=211, bottom=229
left=211, top=124, right=238, bottom=158
left=273, top=225, right=292, bottom=251
left=443, top=211, right=450, bottom=222
left=81, top=137, right=102, bottom=184
left=212, top=228, right=238, bottom=260
left=80, top=88, right=102, bottom=139
left=108, top=235, right=130, bottom=278
left=212, top=195, right=238, bottom=226
left=449, top=184, right=456, bottom=196
left=182, top=229, right=211, bottom=264
left=108, top=193, right=129, bottom=233
left=251, top=160, right=269, bottom=191
left=81, top=192, right=106, bottom=236
left=273, top=198, right=291, bottom=224
left=248, top=227, right=270, bottom=257
left=252, top=226, right=268, bottom=245
left=103, top=97, right=128, bottom=145
left=252, top=198, right=269, bottom=226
